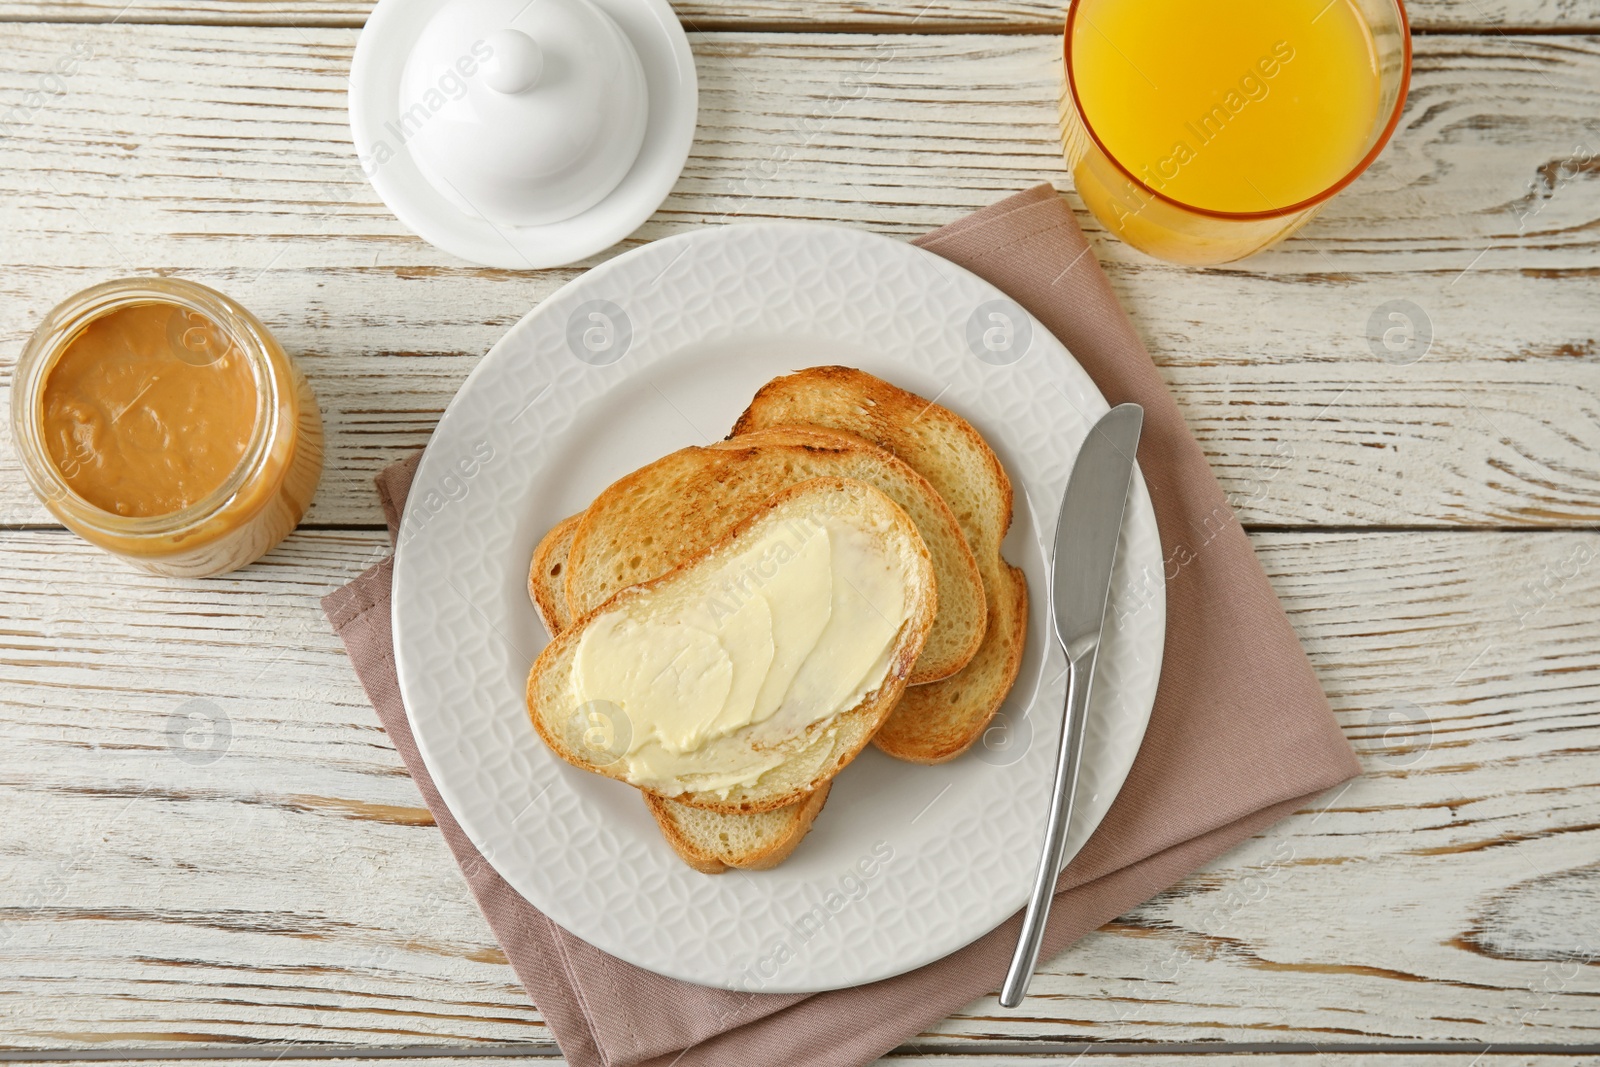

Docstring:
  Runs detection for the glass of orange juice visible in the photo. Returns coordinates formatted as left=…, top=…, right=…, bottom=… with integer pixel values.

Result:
left=1061, top=0, right=1411, bottom=265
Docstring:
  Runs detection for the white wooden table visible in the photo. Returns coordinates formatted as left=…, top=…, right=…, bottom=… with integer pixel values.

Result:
left=2, top=0, right=1598, bottom=1063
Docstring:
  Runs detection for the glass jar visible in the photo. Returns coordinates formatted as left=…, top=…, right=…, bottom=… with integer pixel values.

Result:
left=11, top=278, right=324, bottom=577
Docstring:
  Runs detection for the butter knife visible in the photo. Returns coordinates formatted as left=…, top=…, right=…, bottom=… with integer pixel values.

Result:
left=1000, top=402, right=1144, bottom=1008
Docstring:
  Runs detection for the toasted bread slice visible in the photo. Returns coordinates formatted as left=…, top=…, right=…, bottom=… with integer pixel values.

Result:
left=733, top=367, right=1028, bottom=763
left=645, top=783, right=832, bottom=873
left=529, top=514, right=580, bottom=635
left=563, top=426, right=983, bottom=685
left=527, top=477, right=936, bottom=814
left=530, top=514, right=832, bottom=868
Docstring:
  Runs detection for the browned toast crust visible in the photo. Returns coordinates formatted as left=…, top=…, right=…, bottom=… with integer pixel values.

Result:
left=644, top=785, right=832, bottom=874
left=733, top=367, right=1028, bottom=763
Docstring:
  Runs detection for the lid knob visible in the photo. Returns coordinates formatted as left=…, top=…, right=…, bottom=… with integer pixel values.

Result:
left=483, top=28, right=544, bottom=95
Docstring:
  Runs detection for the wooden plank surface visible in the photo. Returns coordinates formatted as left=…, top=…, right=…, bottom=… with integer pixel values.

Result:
left=3, top=1055, right=1587, bottom=1062
left=2, top=527, right=1596, bottom=1051
left=0, top=25, right=1596, bottom=530
left=0, top=0, right=1594, bottom=33
left=6, top=1057, right=1598, bottom=1065
left=3, top=0, right=1597, bottom=1060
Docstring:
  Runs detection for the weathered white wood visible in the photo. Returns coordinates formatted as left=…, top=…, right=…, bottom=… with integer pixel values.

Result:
left=1, top=26, right=1596, bottom=529
left=1, top=527, right=1596, bottom=1049
left=0, top=0, right=1589, bottom=31
left=70, top=1057, right=1600, bottom=1066
left=2, top=11, right=1597, bottom=1063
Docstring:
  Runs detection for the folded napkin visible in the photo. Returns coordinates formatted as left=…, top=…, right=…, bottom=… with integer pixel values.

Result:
left=323, top=183, right=1359, bottom=1067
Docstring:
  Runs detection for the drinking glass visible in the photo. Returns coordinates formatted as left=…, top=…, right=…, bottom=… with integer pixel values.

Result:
left=1059, top=0, right=1412, bottom=266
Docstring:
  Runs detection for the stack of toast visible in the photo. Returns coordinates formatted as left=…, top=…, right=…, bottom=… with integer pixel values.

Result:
left=525, top=367, right=1027, bottom=872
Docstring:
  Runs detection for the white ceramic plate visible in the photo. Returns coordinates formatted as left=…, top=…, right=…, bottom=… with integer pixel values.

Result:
left=391, top=222, right=1166, bottom=993
left=348, top=0, right=697, bottom=269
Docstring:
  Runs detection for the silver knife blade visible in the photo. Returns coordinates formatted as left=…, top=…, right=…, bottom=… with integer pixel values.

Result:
left=1051, top=403, right=1145, bottom=652
left=1000, top=401, right=1143, bottom=1009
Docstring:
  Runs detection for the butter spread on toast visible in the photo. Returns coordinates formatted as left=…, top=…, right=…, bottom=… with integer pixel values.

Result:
left=569, top=512, right=910, bottom=795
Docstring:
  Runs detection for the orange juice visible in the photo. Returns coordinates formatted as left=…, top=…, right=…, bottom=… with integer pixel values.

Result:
left=1070, top=0, right=1382, bottom=214
left=1061, top=0, right=1408, bottom=264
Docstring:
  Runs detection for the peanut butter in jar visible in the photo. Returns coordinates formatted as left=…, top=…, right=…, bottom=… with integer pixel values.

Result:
left=12, top=278, right=324, bottom=577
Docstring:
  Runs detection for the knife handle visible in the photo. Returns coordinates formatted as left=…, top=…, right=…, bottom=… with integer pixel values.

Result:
left=999, top=642, right=1097, bottom=1008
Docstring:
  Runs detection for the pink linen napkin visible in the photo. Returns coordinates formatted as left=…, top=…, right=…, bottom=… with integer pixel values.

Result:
left=322, top=183, right=1359, bottom=1067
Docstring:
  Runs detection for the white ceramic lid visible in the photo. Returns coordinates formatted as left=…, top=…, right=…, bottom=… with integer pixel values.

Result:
left=349, top=0, right=697, bottom=268
left=402, top=0, right=648, bottom=227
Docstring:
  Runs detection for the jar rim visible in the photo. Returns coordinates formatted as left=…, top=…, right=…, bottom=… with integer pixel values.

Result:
left=10, top=277, right=288, bottom=539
